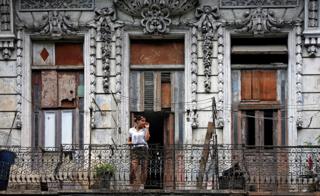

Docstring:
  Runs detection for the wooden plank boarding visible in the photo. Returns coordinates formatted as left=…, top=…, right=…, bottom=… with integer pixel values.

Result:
left=197, top=121, right=215, bottom=188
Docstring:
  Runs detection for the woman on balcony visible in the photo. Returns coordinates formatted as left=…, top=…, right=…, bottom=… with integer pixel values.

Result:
left=128, top=115, right=150, bottom=190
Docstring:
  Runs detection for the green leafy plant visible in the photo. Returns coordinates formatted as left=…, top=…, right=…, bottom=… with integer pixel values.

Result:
left=95, top=163, right=116, bottom=177
left=303, top=135, right=320, bottom=146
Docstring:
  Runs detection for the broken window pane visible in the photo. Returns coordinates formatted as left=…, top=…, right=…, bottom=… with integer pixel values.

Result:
left=58, top=72, right=76, bottom=108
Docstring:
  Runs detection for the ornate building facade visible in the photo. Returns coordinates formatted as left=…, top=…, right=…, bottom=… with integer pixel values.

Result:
left=0, top=0, right=319, bottom=148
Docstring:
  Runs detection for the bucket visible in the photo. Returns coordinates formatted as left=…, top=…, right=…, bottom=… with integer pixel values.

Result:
left=0, top=150, right=16, bottom=190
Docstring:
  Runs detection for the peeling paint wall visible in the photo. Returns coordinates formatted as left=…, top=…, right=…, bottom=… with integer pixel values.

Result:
left=0, top=0, right=318, bottom=146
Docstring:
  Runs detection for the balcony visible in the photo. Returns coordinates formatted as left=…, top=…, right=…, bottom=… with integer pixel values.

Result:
left=0, top=145, right=319, bottom=194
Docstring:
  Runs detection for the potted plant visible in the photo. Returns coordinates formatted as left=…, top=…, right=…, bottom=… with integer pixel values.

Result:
left=95, top=162, right=116, bottom=189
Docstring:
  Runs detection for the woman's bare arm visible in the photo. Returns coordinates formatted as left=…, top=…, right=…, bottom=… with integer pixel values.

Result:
left=145, top=122, right=150, bottom=141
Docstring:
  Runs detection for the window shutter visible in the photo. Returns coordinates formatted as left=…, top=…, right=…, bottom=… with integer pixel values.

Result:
left=55, top=43, right=83, bottom=65
left=161, top=72, right=171, bottom=109
left=259, top=70, right=277, bottom=101
left=241, top=70, right=277, bottom=101
left=144, top=71, right=154, bottom=111
left=41, top=71, right=58, bottom=108
left=241, top=70, right=252, bottom=100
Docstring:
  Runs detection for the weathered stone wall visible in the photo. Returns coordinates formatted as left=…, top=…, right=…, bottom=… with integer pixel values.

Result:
left=0, top=0, right=20, bottom=145
left=0, top=0, right=318, bottom=146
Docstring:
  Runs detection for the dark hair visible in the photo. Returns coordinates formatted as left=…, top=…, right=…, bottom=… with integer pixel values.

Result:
left=134, top=115, right=146, bottom=122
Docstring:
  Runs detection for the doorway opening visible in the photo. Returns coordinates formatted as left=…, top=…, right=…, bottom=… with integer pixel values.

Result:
left=131, top=112, right=166, bottom=189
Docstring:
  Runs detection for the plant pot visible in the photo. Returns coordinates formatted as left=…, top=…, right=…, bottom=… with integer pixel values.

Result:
left=0, top=150, right=16, bottom=190
left=219, top=176, right=245, bottom=190
left=99, top=174, right=112, bottom=189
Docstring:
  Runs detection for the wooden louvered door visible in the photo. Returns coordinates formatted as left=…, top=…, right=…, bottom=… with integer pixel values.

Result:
left=129, top=70, right=178, bottom=189
left=129, top=39, right=184, bottom=189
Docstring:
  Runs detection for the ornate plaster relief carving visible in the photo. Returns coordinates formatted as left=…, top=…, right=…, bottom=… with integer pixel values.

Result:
left=94, top=7, right=123, bottom=95
left=220, top=0, right=298, bottom=8
left=230, top=7, right=287, bottom=36
left=0, top=40, right=14, bottom=60
left=0, top=0, right=15, bottom=60
left=194, top=6, right=222, bottom=93
left=19, top=0, right=95, bottom=11
left=33, top=11, right=79, bottom=37
left=114, top=0, right=198, bottom=34
left=88, top=7, right=123, bottom=127
left=188, top=26, right=198, bottom=128
left=295, top=21, right=304, bottom=128
left=189, top=5, right=225, bottom=128
left=303, top=0, right=320, bottom=57
left=16, top=29, right=23, bottom=128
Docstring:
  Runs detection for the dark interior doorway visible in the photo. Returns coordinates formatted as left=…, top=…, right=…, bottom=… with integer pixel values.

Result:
left=131, top=112, right=164, bottom=189
left=144, top=112, right=164, bottom=146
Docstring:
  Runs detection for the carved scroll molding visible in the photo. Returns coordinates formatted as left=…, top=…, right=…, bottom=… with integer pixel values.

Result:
left=19, top=0, right=95, bottom=11
left=188, top=26, right=198, bottom=128
left=114, top=28, right=123, bottom=102
left=296, top=21, right=303, bottom=128
left=93, top=7, right=123, bottom=95
left=188, top=5, right=225, bottom=128
left=114, top=0, right=198, bottom=34
left=216, top=25, right=225, bottom=128
left=31, top=11, right=79, bottom=37
left=193, top=6, right=222, bottom=93
left=16, top=28, right=23, bottom=128
left=0, top=0, right=15, bottom=60
left=88, top=7, right=123, bottom=127
left=303, top=0, right=320, bottom=56
left=89, top=27, right=96, bottom=128
left=229, top=7, right=287, bottom=36
left=220, top=0, right=298, bottom=8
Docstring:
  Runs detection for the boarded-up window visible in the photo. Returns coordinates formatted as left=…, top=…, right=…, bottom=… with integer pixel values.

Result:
left=56, top=43, right=83, bottom=65
left=130, top=39, right=184, bottom=65
left=32, top=41, right=84, bottom=147
left=39, top=71, right=81, bottom=108
left=161, top=72, right=171, bottom=108
left=241, top=70, right=277, bottom=101
left=33, top=42, right=83, bottom=66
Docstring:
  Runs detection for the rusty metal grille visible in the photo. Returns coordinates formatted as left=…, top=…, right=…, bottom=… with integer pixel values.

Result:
left=0, top=145, right=320, bottom=193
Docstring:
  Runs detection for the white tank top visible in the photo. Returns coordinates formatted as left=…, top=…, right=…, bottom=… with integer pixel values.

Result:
left=129, top=127, right=148, bottom=147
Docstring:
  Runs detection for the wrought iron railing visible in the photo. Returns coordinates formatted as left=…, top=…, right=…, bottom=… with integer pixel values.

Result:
left=0, top=144, right=320, bottom=193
